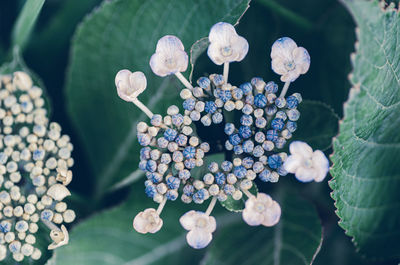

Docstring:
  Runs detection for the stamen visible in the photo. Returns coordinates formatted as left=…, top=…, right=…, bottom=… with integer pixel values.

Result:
left=132, top=98, right=154, bottom=119
left=223, top=62, right=230, bottom=83
left=156, top=196, right=167, bottom=215
left=279, top=81, right=291, bottom=98
left=205, top=196, right=217, bottom=216
left=175, top=72, right=194, bottom=89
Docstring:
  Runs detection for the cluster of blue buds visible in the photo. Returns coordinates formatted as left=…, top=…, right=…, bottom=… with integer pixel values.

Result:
left=115, top=22, right=328, bottom=249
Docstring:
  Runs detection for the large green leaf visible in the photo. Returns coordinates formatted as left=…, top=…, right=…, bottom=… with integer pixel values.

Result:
left=330, top=0, right=400, bottom=259
left=47, top=186, right=321, bottom=265
left=66, top=0, right=250, bottom=200
left=11, top=0, right=45, bottom=50
left=293, top=100, right=339, bottom=151
left=46, top=189, right=204, bottom=265
left=202, top=191, right=322, bottom=265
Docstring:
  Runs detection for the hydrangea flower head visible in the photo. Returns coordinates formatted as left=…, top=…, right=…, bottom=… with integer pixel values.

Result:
left=284, top=141, right=329, bottom=182
left=115, top=22, right=328, bottom=250
left=207, top=22, right=249, bottom=65
left=0, top=72, right=75, bottom=262
left=271, top=37, right=310, bottom=82
left=150, top=35, right=188, bottom=77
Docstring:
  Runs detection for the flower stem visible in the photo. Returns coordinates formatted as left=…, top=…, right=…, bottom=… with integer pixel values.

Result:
left=156, top=197, right=167, bottom=215
left=132, top=98, right=154, bottom=119
left=223, top=62, right=230, bottom=83
left=279, top=81, right=291, bottom=98
left=42, top=220, right=60, bottom=231
left=205, top=196, right=217, bottom=216
left=175, top=72, right=193, bottom=89
left=242, top=188, right=254, bottom=199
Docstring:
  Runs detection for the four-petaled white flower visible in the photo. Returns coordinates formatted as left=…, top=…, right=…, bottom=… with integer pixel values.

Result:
left=271, top=37, right=310, bottom=82
left=115, top=70, right=147, bottom=102
left=283, top=141, right=329, bottom=182
left=207, top=22, right=249, bottom=65
left=242, top=193, right=281, bottom=227
left=150, top=35, right=188, bottom=77
left=179, top=210, right=216, bottom=249
left=48, top=225, right=69, bottom=250
left=133, top=208, right=163, bottom=234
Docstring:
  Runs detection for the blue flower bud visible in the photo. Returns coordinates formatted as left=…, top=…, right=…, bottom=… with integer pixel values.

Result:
left=254, top=94, right=267, bottom=108
left=268, top=154, right=283, bottom=169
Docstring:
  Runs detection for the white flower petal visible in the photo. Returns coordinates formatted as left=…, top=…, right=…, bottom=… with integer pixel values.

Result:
left=230, top=36, right=249, bottom=62
left=115, top=69, right=131, bottom=89
left=207, top=43, right=225, bottom=65
left=150, top=35, right=188, bottom=76
left=293, top=47, right=310, bottom=74
left=129, top=71, right=147, bottom=95
left=312, top=150, right=329, bottom=182
left=295, top=167, right=317, bottom=182
left=47, top=184, right=71, bottom=201
left=281, top=69, right=301, bottom=82
left=242, top=197, right=264, bottom=226
left=271, top=37, right=297, bottom=61
left=179, top=210, right=198, bottom=231
left=209, top=22, right=237, bottom=44
left=271, top=58, right=287, bottom=75
left=156, top=35, right=185, bottom=54
left=256, top=193, right=273, bottom=206
left=289, top=141, right=313, bottom=158
left=262, top=201, right=281, bottom=227
left=205, top=215, right=217, bottom=233
left=186, top=230, right=213, bottom=249
left=283, top=154, right=302, bottom=173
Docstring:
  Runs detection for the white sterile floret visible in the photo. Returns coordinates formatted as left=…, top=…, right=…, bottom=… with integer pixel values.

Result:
left=283, top=141, right=329, bottom=182
left=115, top=70, right=147, bottom=101
left=179, top=210, right=216, bottom=249
left=47, top=183, right=71, bottom=201
left=133, top=208, right=163, bottom=234
left=207, top=22, right=249, bottom=65
left=149, top=35, right=188, bottom=76
left=48, top=225, right=69, bottom=250
left=271, top=37, right=310, bottom=82
left=242, top=193, right=281, bottom=227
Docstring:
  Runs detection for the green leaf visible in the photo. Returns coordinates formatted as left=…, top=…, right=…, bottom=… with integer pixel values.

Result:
left=330, top=0, right=400, bottom=259
left=293, top=100, right=339, bottom=151
left=46, top=190, right=204, bottom=265
left=202, top=191, right=322, bottom=265
left=189, top=37, right=209, bottom=82
left=11, top=0, right=45, bottom=50
left=220, top=184, right=257, bottom=212
left=66, top=0, right=250, bottom=200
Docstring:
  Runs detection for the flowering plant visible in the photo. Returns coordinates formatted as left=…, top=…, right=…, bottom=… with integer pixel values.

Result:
left=0, top=0, right=399, bottom=264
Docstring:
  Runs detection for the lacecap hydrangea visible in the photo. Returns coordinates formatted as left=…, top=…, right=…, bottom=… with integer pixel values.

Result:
left=0, top=72, right=75, bottom=262
left=115, top=22, right=329, bottom=249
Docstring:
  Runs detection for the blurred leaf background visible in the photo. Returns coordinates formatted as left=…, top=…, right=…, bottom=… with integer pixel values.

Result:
left=0, top=0, right=398, bottom=264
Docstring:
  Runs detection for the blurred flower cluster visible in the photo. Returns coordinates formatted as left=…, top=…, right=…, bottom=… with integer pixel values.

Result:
left=0, top=72, right=75, bottom=262
left=115, top=22, right=328, bottom=249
